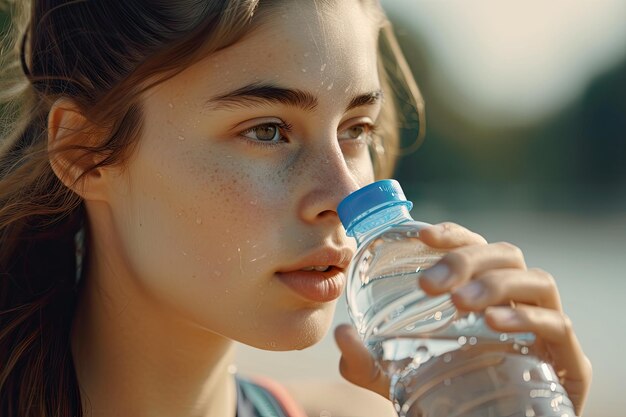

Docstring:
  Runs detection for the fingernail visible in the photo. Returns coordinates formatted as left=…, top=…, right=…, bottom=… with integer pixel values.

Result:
left=421, top=264, right=451, bottom=287
left=454, top=282, right=484, bottom=302
left=489, top=308, right=520, bottom=325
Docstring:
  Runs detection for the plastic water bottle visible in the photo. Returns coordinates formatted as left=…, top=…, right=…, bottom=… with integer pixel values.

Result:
left=338, top=180, right=576, bottom=417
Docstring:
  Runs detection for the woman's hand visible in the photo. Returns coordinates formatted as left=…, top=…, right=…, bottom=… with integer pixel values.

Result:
left=334, top=222, right=592, bottom=416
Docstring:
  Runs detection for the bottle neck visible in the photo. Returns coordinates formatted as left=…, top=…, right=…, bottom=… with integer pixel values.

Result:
left=346, top=204, right=414, bottom=246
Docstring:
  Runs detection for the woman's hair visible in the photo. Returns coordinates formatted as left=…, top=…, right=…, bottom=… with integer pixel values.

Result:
left=0, top=1, right=423, bottom=415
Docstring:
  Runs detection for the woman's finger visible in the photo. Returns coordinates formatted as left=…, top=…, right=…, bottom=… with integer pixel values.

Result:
left=419, top=222, right=488, bottom=249
left=420, top=241, right=527, bottom=295
left=485, top=305, right=592, bottom=415
left=334, top=324, right=390, bottom=399
left=451, top=267, right=563, bottom=312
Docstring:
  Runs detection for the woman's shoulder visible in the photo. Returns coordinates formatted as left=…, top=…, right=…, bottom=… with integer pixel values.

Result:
left=283, top=379, right=397, bottom=417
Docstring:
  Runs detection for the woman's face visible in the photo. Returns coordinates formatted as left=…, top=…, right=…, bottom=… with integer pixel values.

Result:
left=98, top=0, right=381, bottom=350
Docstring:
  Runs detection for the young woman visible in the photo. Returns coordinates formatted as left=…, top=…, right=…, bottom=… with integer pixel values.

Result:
left=0, top=1, right=591, bottom=416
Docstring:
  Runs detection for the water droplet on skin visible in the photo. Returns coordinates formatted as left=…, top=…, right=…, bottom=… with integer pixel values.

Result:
left=326, top=82, right=334, bottom=90
left=182, top=251, right=188, bottom=256
left=320, top=63, right=326, bottom=71
left=196, top=217, right=202, bottom=225
left=301, top=68, right=307, bottom=73
left=434, top=311, right=443, bottom=320
left=178, top=135, right=185, bottom=141
left=214, top=271, right=221, bottom=276
left=304, top=52, right=310, bottom=57
left=168, top=102, right=174, bottom=109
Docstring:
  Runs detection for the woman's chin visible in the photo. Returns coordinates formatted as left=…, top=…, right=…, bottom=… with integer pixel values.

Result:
left=247, top=312, right=335, bottom=351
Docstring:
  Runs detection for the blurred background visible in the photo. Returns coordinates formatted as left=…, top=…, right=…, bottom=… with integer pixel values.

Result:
left=237, top=1, right=626, bottom=416
left=2, top=1, right=624, bottom=416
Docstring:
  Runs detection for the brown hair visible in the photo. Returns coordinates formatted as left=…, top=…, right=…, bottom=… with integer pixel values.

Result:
left=0, top=1, right=423, bottom=415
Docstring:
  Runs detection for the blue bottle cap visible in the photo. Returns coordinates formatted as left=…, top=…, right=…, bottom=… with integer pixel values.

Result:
left=337, top=179, right=413, bottom=229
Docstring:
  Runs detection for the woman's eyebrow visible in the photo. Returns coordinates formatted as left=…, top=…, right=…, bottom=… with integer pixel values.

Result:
left=204, top=83, right=383, bottom=112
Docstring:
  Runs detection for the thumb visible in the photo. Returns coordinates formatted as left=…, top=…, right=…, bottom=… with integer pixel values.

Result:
left=334, top=323, right=391, bottom=399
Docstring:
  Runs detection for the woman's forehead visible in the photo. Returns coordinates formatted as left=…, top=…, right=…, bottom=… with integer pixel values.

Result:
left=169, top=0, right=381, bottom=108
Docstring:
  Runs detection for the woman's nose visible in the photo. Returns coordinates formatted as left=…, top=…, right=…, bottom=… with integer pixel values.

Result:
left=297, top=145, right=365, bottom=224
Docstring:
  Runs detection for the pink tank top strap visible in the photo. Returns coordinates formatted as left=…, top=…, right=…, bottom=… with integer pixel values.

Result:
left=248, top=375, right=308, bottom=417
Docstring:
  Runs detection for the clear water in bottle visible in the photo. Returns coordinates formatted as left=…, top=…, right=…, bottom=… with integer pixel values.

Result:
left=339, top=180, right=577, bottom=417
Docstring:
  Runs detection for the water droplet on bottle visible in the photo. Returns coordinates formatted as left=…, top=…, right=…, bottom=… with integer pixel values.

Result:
left=443, top=378, right=451, bottom=386
left=457, top=336, right=467, bottom=346
left=521, top=346, right=529, bottom=355
left=443, top=353, right=452, bottom=363
left=499, top=333, right=508, bottom=342
left=404, top=323, right=416, bottom=331
left=550, top=382, right=557, bottom=391
left=469, top=336, right=477, bottom=345
left=525, top=406, right=536, bottom=417
left=523, top=370, right=531, bottom=382
left=434, top=311, right=443, bottom=321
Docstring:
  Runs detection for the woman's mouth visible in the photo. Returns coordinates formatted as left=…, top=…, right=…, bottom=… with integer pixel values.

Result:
left=276, top=266, right=346, bottom=303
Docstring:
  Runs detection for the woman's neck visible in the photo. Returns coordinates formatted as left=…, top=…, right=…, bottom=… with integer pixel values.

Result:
left=71, top=213, right=237, bottom=417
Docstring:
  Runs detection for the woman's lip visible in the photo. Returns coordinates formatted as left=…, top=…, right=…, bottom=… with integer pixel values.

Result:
left=276, top=269, right=346, bottom=303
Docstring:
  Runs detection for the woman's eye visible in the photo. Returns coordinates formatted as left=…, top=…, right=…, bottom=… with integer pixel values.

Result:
left=338, top=123, right=375, bottom=142
left=241, top=123, right=288, bottom=143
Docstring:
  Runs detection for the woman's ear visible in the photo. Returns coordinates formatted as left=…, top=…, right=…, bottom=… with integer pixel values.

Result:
left=47, top=98, right=107, bottom=201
